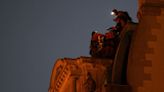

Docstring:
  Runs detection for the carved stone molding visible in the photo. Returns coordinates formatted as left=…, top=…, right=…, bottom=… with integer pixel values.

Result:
left=49, top=56, right=113, bottom=92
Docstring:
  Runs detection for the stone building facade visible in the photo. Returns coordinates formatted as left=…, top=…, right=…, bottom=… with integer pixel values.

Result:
left=49, top=0, right=164, bottom=92
left=48, top=57, right=112, bottom=92
left=127, top=0, right=164, bottom=92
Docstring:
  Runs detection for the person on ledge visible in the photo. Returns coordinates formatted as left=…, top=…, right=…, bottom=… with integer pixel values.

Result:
left=89, top=24, right=121, bottom=59
left=111, top=9, right=138, bottom=84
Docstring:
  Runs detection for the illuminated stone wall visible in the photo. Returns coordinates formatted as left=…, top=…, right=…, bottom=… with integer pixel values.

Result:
left=48, top=57, right=112, bottom=92
left=49, top=1, right=164, bottom=92
left=127, top=0, right=164, bottom=92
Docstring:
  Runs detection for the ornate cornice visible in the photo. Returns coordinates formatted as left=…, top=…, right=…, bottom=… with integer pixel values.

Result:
left=49, top=56, right=113, bottom=92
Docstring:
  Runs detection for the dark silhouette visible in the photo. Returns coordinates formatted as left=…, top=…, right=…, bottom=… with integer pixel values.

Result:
left=84, top=72, right=96, bottom=92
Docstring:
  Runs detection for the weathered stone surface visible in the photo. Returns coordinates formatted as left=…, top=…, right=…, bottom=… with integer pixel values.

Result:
left=49, top=0, right=164, bottom=92
left=127, top=0, right=164, bottom=92
left=49, top=56, right=113, bottom=92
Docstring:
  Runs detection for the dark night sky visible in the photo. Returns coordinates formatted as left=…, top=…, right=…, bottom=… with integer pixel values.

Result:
left=0, top=0, right=137, bottom=92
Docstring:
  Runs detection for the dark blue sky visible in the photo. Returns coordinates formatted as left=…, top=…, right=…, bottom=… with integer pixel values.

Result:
left=0, top=0, right=137, bottom=92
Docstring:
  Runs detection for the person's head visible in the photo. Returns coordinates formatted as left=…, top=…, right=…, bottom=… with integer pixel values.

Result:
left=111, top=9, right=118, bottom=16
left=91, top=31, right=96, bottom=36
left=114, top=11, right=132, bottom=27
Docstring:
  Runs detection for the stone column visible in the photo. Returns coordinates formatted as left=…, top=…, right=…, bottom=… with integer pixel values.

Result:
left=70, top=76, right=78, bottom=92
